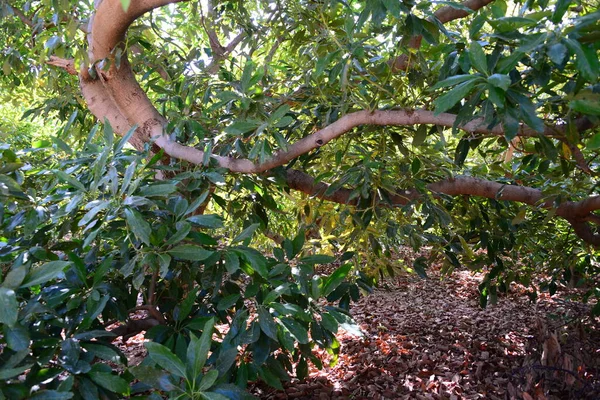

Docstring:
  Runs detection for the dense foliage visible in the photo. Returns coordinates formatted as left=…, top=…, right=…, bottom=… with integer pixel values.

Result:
left=0, top=0, right=599, bottom=398
left=0, top=120, right=370, bottom=398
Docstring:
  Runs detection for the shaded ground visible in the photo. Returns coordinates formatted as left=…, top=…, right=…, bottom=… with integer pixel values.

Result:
left=114, top=268, right=600, bottom=399
left=251, top=270, right=600, bottom=400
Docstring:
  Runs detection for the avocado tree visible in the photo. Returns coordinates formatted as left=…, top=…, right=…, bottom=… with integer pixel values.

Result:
left=0, top=0, right=599, bottom=398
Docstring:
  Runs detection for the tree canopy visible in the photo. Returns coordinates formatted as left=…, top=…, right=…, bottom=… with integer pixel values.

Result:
left=0, top=0, right=599, bottom=398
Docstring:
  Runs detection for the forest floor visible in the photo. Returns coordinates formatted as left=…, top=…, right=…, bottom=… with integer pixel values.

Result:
left=117, top=264, right=600, bottom=400
left=249, top=265, right=600, bottom=400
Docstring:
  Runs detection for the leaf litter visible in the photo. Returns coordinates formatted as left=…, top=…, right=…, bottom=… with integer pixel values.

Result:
left=114, top=265, right=599, bottom=399
left=251, top=268, right=599, bottom=400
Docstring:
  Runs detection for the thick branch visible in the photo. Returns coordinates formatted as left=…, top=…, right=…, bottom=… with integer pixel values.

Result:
left=156, top=109, right=580, bottom=174
left=285, top=169, right=600, bottom=246
left=83, top=0, right=591, bottom=178
left=391, top=0, right=495, bottom=71
left=79, top=0, right=599, bottom=247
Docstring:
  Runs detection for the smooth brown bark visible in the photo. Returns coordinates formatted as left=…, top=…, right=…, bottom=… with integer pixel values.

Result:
left=43, top=0, right=600, bottom=246
left=285, top=170, right=600, bottom=246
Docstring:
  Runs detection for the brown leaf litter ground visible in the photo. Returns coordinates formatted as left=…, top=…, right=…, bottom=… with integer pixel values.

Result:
left=250, top=269, right=599, bottom=400
left=117, top=268, right=599, bottom=400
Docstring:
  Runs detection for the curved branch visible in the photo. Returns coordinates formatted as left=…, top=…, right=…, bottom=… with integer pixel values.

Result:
left=85, top=0, right=188, bottom=149
left=80, top=0, right=600, bottom=247
left=285, top=169, right=600, bottom=246
left=155, top=109, right=585, bottom=174
left=83, top=0, right=596, bottom=177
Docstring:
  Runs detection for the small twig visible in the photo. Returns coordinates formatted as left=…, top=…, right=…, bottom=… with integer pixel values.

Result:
left=9, top=5, right=35, bottom=28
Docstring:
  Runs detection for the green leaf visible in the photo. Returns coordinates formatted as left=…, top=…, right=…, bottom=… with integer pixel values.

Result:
left=520, top=100, right=545, bottom=133
left=431, top=74, right=478, bottom=90
left=5, top=325, right=30, bottom=351
left=145, top=341, right=187, bottom=378
left=488, top=16, right=537, bottom=32
left=434, top=1, right=476, bottom=14
left=0, top=364, right=33, bottom=380
left=487, top=74, right=511, bottom=91
left=88, top=371, right=130, bottom=395
left=258, top=366, right=283, bottom=390
left=186, top=318, right=214, bottom=380
left=240, top=60, right=256, bottom=92
left=231, top=223, right=260, bottom=244
left=413, top=257, right=428, bottom=278
left=21, top=261, right=70, bottom=288
left=29, top=390, right=74, bottom=400
left=0, top=287, right=19, bottom=327
left=433, top=78, right=481, bottom=114
left=299, top=255, right=335, bottom=265
left=263, top=284, right=290, bottom=305
left=258, top=306, right=278, bottom=340
left=570, top=100, right=600, bottom=116
left=223, top=251, right=240, bottom=274
left=131, top=365, right=175, bottom=391
left=198, top=369, right=219, bottom=391
left=225, top=120, right=261, bottom=136
left=551, top=0, right=570, bottom=23
left=280, top=318, right=309, bottom=344
left=187, top=214, right=224, bottom=229
left=2, top=265, right=27, bottom=289
left=177, top=287, right=198, bottom=321
left=138, top=184, right=178, bottom=197
left=586, top=133, right=600, bottom=150
left=413, top=125, right=428, bottom=146
left=74, top=330, right=117, bottom=341
left=124, top=208, right=152, bottom=245
left=165, top=222, right=191, bottom=246
left=119, top=162, right=137, bottom=196
left=201, top=393, right=230, bottom=400
left=55, top=170, right=85, bottom=191
left=563, top=38, right=597, bottom=82
left=547, top=43, right=568, bottom=66
left=78, top=201, right=110, bottom=227
left=323, top=263, right=352, bottom=296
left=81, top=342, right=126, bottom=364
left=168, top=245, right=213, bottom=261
left=274, top=116, right=294, bottom=128
left=502, top=107, right=520, bottom=141
left=496, top=51, right=524, bottom=73
left=320, top=313, right=339, bottom=332
left=270, top=105, right=291, bottom=123
left=120, top=0, right=131, bottom=12
left=217, top=293, right=241, bottom=311
left=114, top=125, right=137, bottom=154
left=233, top=247, right=268, bottom=278
left=512, top=208, right=527, bottom=225
left=0, top=174, right=26, bottom=199
left=468, top=42, right=488, bottom=74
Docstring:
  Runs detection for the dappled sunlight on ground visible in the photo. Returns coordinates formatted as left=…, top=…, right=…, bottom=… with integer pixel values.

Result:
left=254, top=269, right=599, bottom=399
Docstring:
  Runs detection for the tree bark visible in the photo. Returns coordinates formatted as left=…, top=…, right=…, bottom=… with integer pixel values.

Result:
left=51, top=0, right=600, bottom=246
